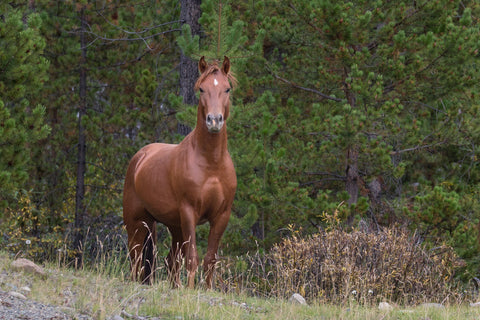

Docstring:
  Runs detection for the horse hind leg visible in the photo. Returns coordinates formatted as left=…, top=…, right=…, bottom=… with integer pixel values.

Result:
left=126, top=218, right=156, bottom=284
left=142, top=220, right=157, bottom=285
left=126, top=225, right=145, bottom=282
left=166, top=226, right=183, bottom=288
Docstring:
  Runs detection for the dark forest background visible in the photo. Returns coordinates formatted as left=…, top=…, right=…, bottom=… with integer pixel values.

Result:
left=1, top=0, right=480, bottom=281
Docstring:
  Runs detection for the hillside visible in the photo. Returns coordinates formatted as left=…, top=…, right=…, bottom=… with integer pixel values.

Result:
left=1, top=253, right=480, bottom=320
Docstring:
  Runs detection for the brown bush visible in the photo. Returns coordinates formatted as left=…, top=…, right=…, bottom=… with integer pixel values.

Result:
left=265, top=228, right=463, bottom=305
left=217, top=228, right=465, bottom=305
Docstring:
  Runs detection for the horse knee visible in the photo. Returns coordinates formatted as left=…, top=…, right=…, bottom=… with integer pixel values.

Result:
left=186, top=254, right=199, bottom=272
left=203, top=252, right=217, bottom=271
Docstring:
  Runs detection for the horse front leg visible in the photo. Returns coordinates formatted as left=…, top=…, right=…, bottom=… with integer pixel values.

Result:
left=180, top=204, right=199, bottom=289
left=204, top=210, right=231, bottom=289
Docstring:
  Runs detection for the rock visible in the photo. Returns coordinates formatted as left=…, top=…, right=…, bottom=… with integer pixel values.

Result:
left=8, top=291, right=27, bottom=300
left=378, top=302, right=393, bottom=311
left=289, top=293, right=307, bottom=305
left=110, top=316, right=124, bottom=320
left=398, top=309, right=414, bottom=314
left=20, top=286, right=31, bottom=293
left=232, top=301, right=249, bottom=309
left=11, top=258, right=46, bottom=277
left=470, top=301, right=480, bottom=307
left=420, top=303, right=444, bottom=309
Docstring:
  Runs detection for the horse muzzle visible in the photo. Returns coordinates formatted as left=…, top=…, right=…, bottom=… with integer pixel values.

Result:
left=206, top=113, right=224, bottom=133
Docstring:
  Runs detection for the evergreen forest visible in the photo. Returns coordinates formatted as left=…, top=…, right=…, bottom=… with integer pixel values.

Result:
left=1, top=0, right=480, bottom=288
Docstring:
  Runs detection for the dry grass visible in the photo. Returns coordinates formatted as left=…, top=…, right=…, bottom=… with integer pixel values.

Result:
left=0, top=227, right=479, bottom=319
left=216, top=227, right=469, bottom=306
left=1, top=250, right=480, bottom=320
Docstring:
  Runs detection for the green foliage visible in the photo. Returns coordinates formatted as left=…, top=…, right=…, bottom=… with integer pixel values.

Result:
left=0, top=190, right=71, bottom=260
left=224, top=91, right=319, bottom=252
left=176, top=24, right=200, bottom=58
left=260, top=0, right=480, bottom=228
left=1, top=0, right=480, bottom=285
left=177, top=0, right=265, bottom=66
left=0, top=8, right=50, bottom=207
left=406, top=184, right=480, bottom=276
left=0, top=1, right=182, bottom=261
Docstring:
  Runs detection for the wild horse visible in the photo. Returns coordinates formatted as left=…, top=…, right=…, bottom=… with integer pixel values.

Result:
left=123, top=56, right=237, bottom=288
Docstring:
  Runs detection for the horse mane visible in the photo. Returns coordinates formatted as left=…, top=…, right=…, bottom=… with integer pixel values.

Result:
left=194, top=60, right=237, bottom=91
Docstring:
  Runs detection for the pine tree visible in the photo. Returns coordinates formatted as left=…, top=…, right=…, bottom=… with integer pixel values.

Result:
left=177, top=0, right=287, bottom=251
left=7, top=0, right=182, bottom=259
left=0, top=7, right=50, bottom=208
left=262, top=0, right=480, bottom=224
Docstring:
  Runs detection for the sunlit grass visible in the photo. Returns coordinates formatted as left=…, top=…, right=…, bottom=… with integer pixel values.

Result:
left=1, top=230, right=480, bottom=320
left=1, top=250, right=480, bottom=320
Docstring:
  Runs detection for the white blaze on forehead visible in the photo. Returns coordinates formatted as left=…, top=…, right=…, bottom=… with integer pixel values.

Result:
left=214, top=78, right=218, bottom=86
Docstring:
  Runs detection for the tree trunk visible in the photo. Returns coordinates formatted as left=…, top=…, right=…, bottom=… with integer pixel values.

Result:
left=345, top=147, right=359, bottom=205
left=179, top=0, right=201, bottom=106
left=74, top=6, right=87, bottom=262
left=343, top=67, right=359, bottom=209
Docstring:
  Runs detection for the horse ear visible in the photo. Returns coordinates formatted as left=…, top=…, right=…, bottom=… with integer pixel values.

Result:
left=199, top=56, right=208, bottom=74
left=222, top=56, right=230, bottom=75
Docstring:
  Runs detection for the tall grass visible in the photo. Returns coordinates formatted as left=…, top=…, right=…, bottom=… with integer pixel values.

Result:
left=58, top=225, right=474, bottom=306
left=1, top=225, right=480, bottom=319
left=1, top=250, right=480, bottom=320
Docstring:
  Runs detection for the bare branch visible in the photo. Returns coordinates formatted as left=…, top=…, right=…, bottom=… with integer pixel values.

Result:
left=273, top=73, right=344, bottom=102
left=68, top=13, right=181, bottom=51
left=390, top=140, right=448, bottom=155
left=97, top=10, right=182, bottom=35
left=403, top=100, right=445, bottom=114
left=305, top=171, right=346, bottom=180
left=79, top=29, right=180, bottom=51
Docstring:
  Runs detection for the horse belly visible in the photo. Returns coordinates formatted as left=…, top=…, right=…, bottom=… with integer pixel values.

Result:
left=137, top=179, right=180, bottom=225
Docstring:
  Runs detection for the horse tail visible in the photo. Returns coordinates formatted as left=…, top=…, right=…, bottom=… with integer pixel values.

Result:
left=141, top=221, right=156, bottom=285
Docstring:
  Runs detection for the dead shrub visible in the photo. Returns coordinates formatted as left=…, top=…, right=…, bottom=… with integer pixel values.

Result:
left=228, top=228, right=465, bottom=305
left=270, top=228, right=464, bottom=304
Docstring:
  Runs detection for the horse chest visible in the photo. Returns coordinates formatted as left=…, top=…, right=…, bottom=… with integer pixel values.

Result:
left=199, top=176, right=225, bottom=211
left=182, top=169, right=230, bottom=214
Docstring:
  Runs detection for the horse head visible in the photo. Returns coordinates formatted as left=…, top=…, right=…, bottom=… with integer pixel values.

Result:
left=195, top=56, right=234, bottom=134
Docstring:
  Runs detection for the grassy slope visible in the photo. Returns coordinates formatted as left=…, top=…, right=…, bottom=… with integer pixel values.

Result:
left=1, top=252, right=479, bottom=320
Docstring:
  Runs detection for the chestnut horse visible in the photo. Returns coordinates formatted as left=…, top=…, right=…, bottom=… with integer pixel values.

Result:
left=123, top=56, right=237, bottom=288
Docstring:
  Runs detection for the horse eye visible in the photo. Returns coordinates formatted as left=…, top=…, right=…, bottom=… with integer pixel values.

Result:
left=225, top=88, right=231, bottom=93
left=199, top=88, right=204, bottom=93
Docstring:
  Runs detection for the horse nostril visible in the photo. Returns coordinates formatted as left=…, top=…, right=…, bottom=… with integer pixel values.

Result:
left=206, top=114, right=213, bottom=124
left=206, top=113, right=224, bottom=132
